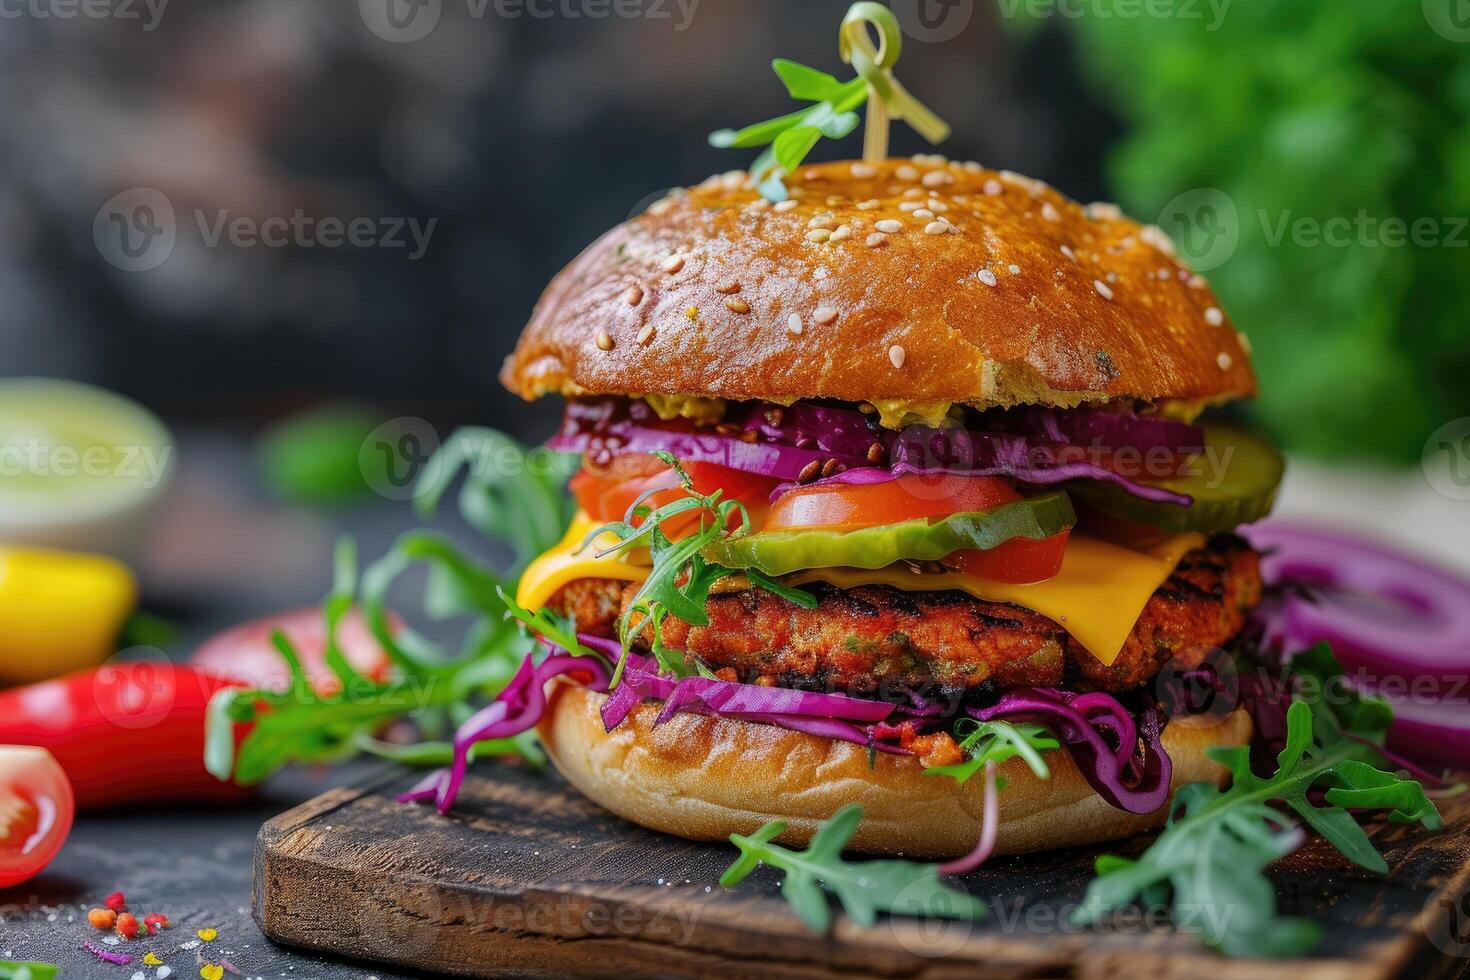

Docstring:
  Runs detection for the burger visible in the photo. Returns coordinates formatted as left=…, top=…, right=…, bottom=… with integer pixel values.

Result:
left=498, top=157, right=1281, bottom=861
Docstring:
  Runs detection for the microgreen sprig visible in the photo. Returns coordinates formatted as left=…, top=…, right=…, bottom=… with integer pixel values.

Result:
left=586, top=452, right=816, bottom=685
left=926, top=720, right=1060, bottom=787
left=722, top=803, right=985, bottom=933
left=710, top=2, right=951, bottom=202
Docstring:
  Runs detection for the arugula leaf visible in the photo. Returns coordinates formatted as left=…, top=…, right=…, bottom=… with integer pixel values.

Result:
left=925, top=720, right=1060, bottom=786
left=205, top=427, right=570, bottom=785
left=721, top=804, right=985, bottom=933
left=1075, top=699, right=1442, bottom=956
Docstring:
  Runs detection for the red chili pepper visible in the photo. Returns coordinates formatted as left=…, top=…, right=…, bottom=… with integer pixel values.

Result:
left=115, top=912, right=140, bottom=940
left=104, top=891, right=127, bottom=913
left=0, top=664, right=251, bottom=810
left=143, top=913, right=170, bottom=934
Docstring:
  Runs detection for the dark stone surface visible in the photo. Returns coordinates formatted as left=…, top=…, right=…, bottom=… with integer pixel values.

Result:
left=0, top=763, right=425, bottom=979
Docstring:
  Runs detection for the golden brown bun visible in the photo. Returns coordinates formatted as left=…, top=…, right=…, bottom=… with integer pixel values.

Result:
left=502, top=158, right=1256, bottom=415
left=538, top=681, right=1252, bottom=859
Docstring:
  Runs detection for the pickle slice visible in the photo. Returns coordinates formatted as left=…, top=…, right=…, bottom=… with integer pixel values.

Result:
left=1070, top=423, right=1283, bottom=534
left=702, top=492, right=1076, bottom=577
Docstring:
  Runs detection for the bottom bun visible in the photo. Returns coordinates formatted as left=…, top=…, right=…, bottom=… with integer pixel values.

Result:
left=538, top=682, right=1252, bottom=859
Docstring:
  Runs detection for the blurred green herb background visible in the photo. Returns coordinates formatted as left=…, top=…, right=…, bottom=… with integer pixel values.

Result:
left=1021, top=0, right=1470, bottom=462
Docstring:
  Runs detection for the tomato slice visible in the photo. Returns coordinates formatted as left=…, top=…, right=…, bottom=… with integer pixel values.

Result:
left=570, top=454, right=777, bottom=537
left=190, top=607, right=398, bottom=695
left=766, top=474, right=1022, bottom=531
left=0, top=746, right=74, bottom=889
left=945, top=531, right=1071, bottom=585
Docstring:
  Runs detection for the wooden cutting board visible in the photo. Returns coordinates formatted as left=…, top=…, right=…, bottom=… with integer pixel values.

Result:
left=253, top=763, right=1470, bottom=979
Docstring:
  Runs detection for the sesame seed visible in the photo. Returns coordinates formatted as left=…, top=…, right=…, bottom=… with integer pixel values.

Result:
left=1086, top=202, right=1123, bottom=221
left=850, top=162, right=879, bottom=178
left=1060, top=244, right=1077, bottom=262
left=899, top=201, right=923, bottom=212
left=1094, top=280, right=1114, bottom=300
left=637, top=324, right=656, bottom=346
left=1140, top=224, right=1177, bottom=256
left=983, top=179, right=1003, bottom=197
left=876, top=219, right=904, bottom=234
left=924, top=221, right=949, bottom=235
left=715, top=280, right=741, bottom=294
left=896, top=165, right=921, bottom=182
left=856, top=199, right=880, bottom=210
left=803, top=168, right=822, bottom=181
left=814, top=306, right=837, bottom=325
left=866, top=233, right=888, bottom=248
left=1217, top=351, right=1234, bottom=370
left=889, top=345, right=907, bottom=369
left=1189, top=275, right=1208, bottom=290
left=922, top=170, right=952, bottom=188
left=623, top=284, right=644, bottom=305
left=595, top=330, right=614, bottom=351
left=662, top=255, right=685, bottom=273
left=774, top=199, right=799, bottom=213
left=978, top=269, right=998, bottom=287
left=724, top=297, right=750, bottom=314
left=826, top=196, right=847, bottom=207
left=1237, top=332, right=1252, bottom=354
left=1205, top=307, right=1224, bottom=326
left=806, top=229, right=832, bottom=243
left=1008, top=264, right=1021, bottom=274
left=963, top=160, right=984, bottom=173
left=830, top=224, right=852, bottom=243
left=928, top=201, right=950, bottom=213
left=914, top=208, right=935, bottom=220
left=648, top=198, right=675, bottom=217
left=808, top=215, right=835, bottom=230
left=1041, top=202, right=1061, bottom=222
left=787, top=313, right=803, bottom=335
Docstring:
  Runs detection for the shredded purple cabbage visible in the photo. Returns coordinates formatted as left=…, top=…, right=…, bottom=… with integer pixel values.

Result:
left=398, top=645, right=612, bottom=814
left=985, top=406, right=1204, bottom=454
left=555, top=399, right=1192, bottom=506
left=972, top=688, right=1173, bottom=814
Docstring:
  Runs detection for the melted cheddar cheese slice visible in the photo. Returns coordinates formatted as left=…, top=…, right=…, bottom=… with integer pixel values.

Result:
left=516, top=511, right=1203, bottom=667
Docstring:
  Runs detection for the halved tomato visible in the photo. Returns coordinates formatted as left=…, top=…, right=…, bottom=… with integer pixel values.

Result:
left=0, top=746, right=74, bottom=890
left=766, top=474, right=1022, bottom=531
left=570, top=454, right=777, bottom=537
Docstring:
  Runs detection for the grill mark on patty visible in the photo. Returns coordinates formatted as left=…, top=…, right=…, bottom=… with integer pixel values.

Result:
left=546, top=534, right=1262, bottom=693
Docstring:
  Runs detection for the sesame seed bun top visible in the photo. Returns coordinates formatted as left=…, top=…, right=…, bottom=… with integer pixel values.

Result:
left=500, top=157, right=1256, bottom=421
